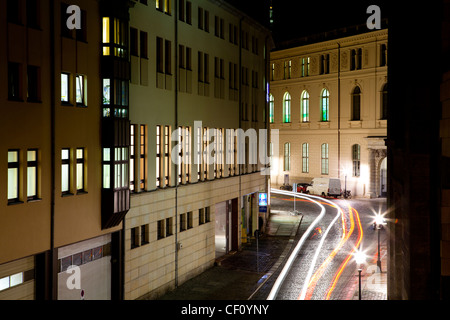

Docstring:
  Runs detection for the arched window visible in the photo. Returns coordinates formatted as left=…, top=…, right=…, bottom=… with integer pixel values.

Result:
left=283, top=92, right=291, bottom=123
left=302, top=143, right=309, bottom=173
left=269, top=94, right=274, bottom=123
left=352, top=144, right=361, bottom=177
left=320, top=89, right=329, bottom=122
left=381, top=83, right=388, bottom=120
left=352, top=86, right=361, bottom=121
left=321, top=143, right=329, bottom=174
left=284, top=142, right=290, bottom=171
left=301, top=90, right=309, bottom=122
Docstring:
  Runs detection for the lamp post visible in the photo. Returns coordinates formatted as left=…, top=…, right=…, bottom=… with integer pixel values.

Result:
left=375, top=213, right=383, bottom=273
left=354, top=250, right=366, bottom=300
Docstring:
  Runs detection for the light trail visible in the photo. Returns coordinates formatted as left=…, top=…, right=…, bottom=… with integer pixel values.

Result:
left=266, top=189, right=326, bottom=300
left=324, top=204, right=363, bottom=300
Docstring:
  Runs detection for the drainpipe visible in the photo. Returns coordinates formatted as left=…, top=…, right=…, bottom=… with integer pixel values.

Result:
left=49, top=0, right=57, bottom=300
left=174, top=0, right=179, bottom=288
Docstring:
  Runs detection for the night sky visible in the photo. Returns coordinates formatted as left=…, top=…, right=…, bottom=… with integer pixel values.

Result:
left=225, top=0, right=389, bottom=47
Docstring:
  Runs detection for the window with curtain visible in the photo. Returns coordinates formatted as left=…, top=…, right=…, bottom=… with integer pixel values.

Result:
left=321, top=143, right=329, bottom=175
left=301, top=90, right=309, bottom=122
left=302, top=143, right=309, bottom=173
left=284, top=142, right=290, bottom=171
left=321, top=88, right=329, bottom=121
left=352, top=144, right=361, bottom=177
left=283, top=92, right=291, bottom=123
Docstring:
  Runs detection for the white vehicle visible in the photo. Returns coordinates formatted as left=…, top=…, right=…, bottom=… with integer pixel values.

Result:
left=306, top=177, right=341, bottom=197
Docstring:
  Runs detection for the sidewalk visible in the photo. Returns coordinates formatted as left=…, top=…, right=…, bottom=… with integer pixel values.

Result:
left=156, top=209, right=388, bottom=301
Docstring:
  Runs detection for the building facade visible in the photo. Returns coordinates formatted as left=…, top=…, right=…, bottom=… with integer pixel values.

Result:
left=269, top=29, right=387, bottom=198
left=0, top=0, right=271, bottom=300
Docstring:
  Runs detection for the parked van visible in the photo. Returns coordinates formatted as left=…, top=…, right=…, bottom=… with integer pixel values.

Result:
left=306, top=177, right=341, bottom=197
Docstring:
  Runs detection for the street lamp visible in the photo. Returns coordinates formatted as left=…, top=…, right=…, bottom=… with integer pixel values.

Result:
left=354, top=249, right=366, bottom=300
left=374, top=213, right=384, bottom=273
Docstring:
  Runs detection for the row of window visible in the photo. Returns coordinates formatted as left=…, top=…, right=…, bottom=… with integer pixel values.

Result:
left=273, top=44, right=387, bottom=81
left=6, top=148, right=86, bottom=204
left=58, top=243, right=111, bottom=273
left=0, top=269, right=34, bottom=292
left=130, top=207, right=211, bottom=249
left=7, top=63, right=41, bottom=103
left=270, top=84, right=388, bottom=124
left=282, top=143, right=361, bottom=177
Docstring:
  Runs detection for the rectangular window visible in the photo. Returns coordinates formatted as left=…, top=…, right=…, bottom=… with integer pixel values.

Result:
left=284, top=143, right=290, bottom=171
left=130, top=27, right=138, bottom=56
left=141, top=224, right=149, bottom=245
left=164, top=0, right=171, bottom=15
left=178, top=126, right=183, bottom=184
left=61, top=73, right=70, bottom=103
left=302, top=143, right=309, bottom=173
left=140, top=125, right=146, bottom=190
left=199, top=208, right=205, bottom=225
left=157, top=220, right=165, bottom=239
left=197, top=126, right=202, bottom=180
left=27, top=65, right=40, bottom=102
left=140, top=31, right=148, bottom=58
left=61, top=148, right=70, bottom=195
left=198, top=7, right=204, bottom=29
left=102, top=17, right=110, bottom=55
left=184, top=127, right=190, bottom=182
left=7, top=0, right=21, bottom=24
left=76, top=148, right=85, bottom=192
left=156, top=37, right=164, bottom=73
left=166, top=217, right=173, bottom=236
left=130, top=125, right=135, bottom=192
left=102, top=148, right=111, bottom=189
left=180, top=213, right=186, bottom=232
left=352, top=145, right=361, bottom=177
left=164, top=125, right=170, bottom=186
left=8, top=150, right=20, bottom=203
left=131, top=227, right=140, bottom=249
left=8, top=62, right=21, bottom=101
left=27, top=149, right=38, bottom=200
left=186, top=47, right=192, bottom=70
left=75, top=74, right=86, bottom=106
left=321, top=144, right=329, bottom=175
left=156, top=125, right=161, bottom=187
left=205, top=206, right=210, bottom=222
left=186, top=1, right=192, bottom=24
left=76, top=9, right=87, bottom=42
left=187, top=211, right=193, bottom=229
left=204, top=10, right=209, bottom=32
left=204, top=53, right=209, bottom=84
left=203, top=127, right=208, bottom=179
left=165, top=40, right=171, bottom=74
left=178, top=0, right=185, bottom=21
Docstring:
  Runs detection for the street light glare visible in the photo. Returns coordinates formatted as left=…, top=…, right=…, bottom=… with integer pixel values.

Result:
left=354, top=250, right=366, bottom=265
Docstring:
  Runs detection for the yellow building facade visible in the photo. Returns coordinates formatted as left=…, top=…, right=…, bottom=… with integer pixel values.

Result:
left=270, top=29, right=387, bottom=198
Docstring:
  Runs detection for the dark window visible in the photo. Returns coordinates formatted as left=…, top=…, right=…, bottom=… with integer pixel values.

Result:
left=131, top=227, right=139, bottom=249
left=140, top=31, right=148, bottom=58
left=165, top=40, right=172, bottom=75
left=141, top=225, right=149, bottom=245
left=156, top=37, right=164, bottom=73
left=8, top=62, right=21, bottom=101
left=7, top=0, right=21, bottom=24
left=130, top=28, right=138, bottom=56
left=27, top=65, right=40, bottom=102
left=178, top=0, right=185, bottom=21
left=26, top=0, right=40, bottom=28
left=381, top=83, right=388, bottom=120
left=76, top=9, right=87, bottom=42
left=186, top=1, right=191, bottom=24
left=352, top=86, right=361, bottom=121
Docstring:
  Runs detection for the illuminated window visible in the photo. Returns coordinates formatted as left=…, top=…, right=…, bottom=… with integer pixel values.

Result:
left=156, top=125, right=161, bottom=187
left=103, top=148, right=111, bottom=189
left=140, top=125, right=146, bottom=190
left=8, top=150, right=20, bottom=203
left=76, top=74, right=86, bottom=105
left=284, top=143, right=290, bottom=171
left=61, top=73, right=70, bottom=103
left=283, top=92, right=291, bottom=123
left=352, top=86, right=361, bottom=121
left=321, top=143, right=329, bottom=175
left=352, top=144, right=361, bottom=177
left=27, top=149, right=38, bottom=200
left=197, top=126, right=202, bottom=180
left=164, top=125, right=170, bottom=186
left=130, top=125, right=135, bottom=192
left=302, top=143, right=309, bottom=173
left=321, top=88, right=329, bottom=122
left=102, top=17, right=110, bottom=55
left=61, top=149, right=70, bottom=194
left=102, top=79, right=111, bottom=116
left=76, top=148, right=85, bottom=192
left=114, top=147, right=128, bottom=189
left=301, top=90, right=309, bottom=122
left=269, top=94, right=274, bottom=123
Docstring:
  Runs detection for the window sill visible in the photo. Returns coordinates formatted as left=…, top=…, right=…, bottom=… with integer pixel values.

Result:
left=8, top=200, right=24, bottom=206
left=61, top=102, right=73, bottom=107
left=27, top=197, right=42, bottom=203
left=76, top=190, right=88, bottom=195
left=8, top=97, right=24, bottom=102
left=61, top=192, right=74, bottom=197
left=27, top=98, right=42, bottom=103
left=76, top=104, right=88, bottom=108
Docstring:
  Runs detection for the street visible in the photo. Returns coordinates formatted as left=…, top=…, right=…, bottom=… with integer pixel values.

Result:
left=267, top=189, right=387, bottom=300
